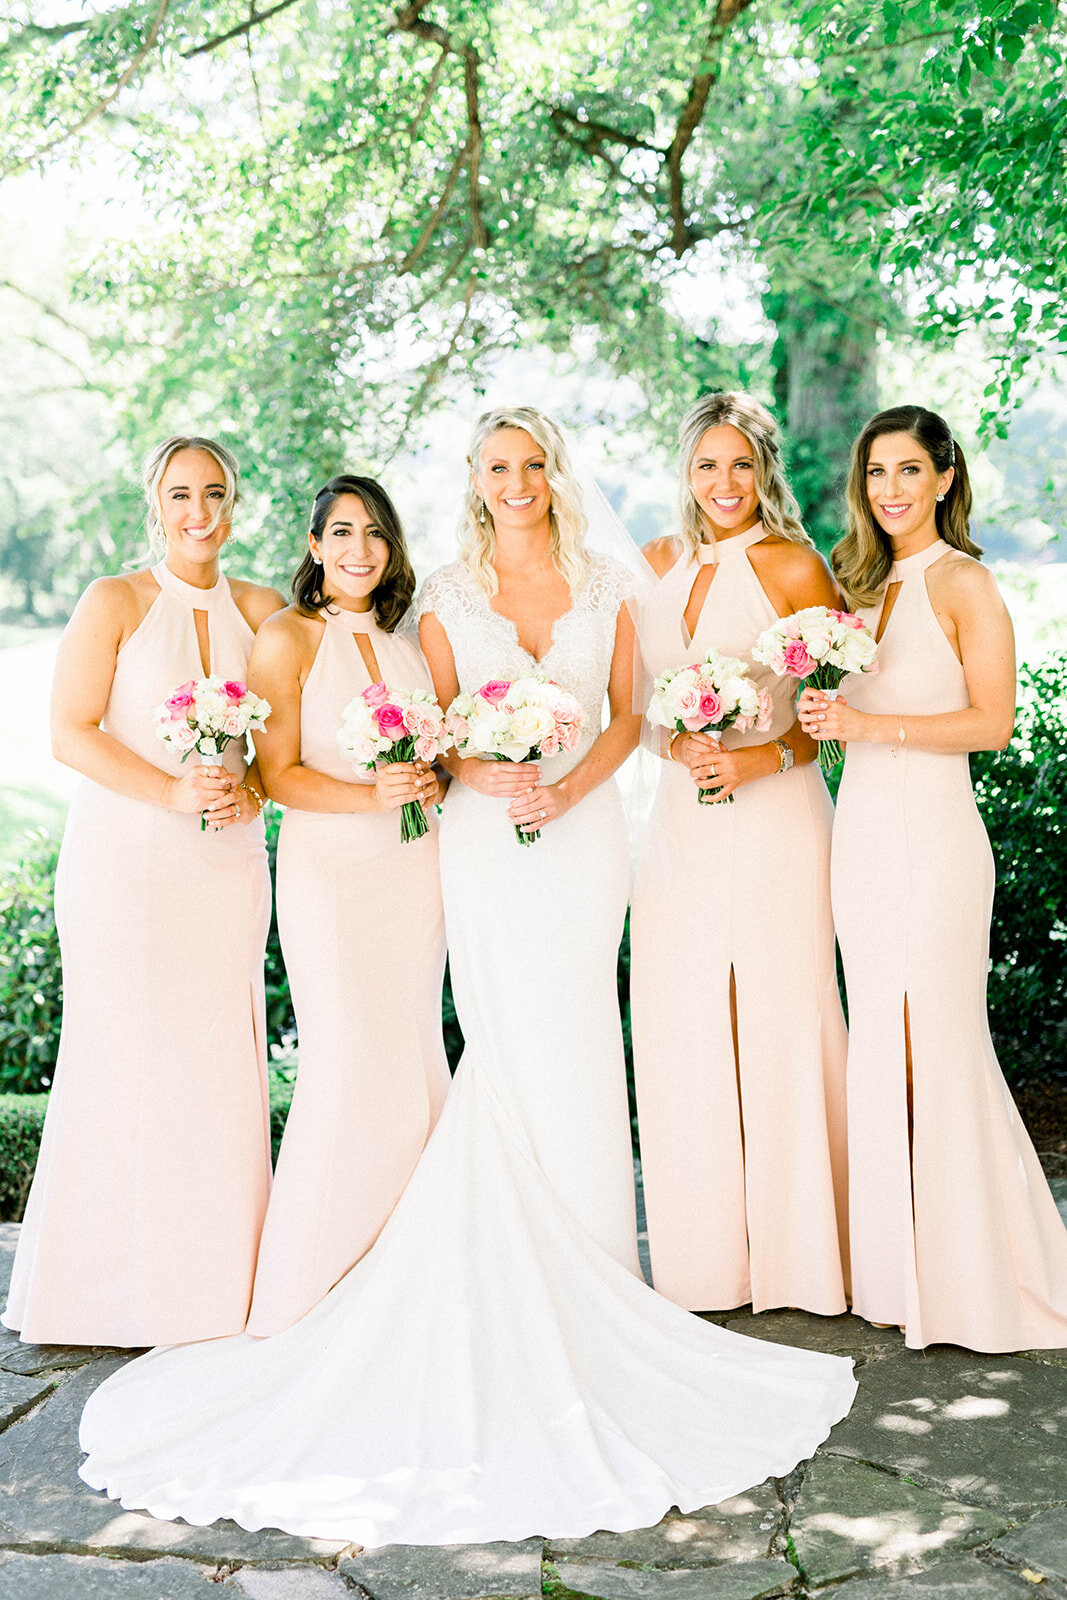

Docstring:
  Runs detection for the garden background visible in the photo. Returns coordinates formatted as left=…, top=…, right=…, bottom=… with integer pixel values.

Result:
left=1, top=0, right=1065, bottom=1218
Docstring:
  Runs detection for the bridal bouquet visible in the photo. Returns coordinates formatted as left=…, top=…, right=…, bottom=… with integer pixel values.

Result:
left=752, top=606, right=878, bottom=771
left=338, top=684, right=453, bottom=843
left=446, top=675, right=584, bottom=845
left=646, top=648, right=773, bottom=806
left=155, top=677, right=271, bottom=829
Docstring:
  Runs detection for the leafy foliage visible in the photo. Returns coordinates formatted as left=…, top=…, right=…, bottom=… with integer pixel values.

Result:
left=0, top=831, right=61, bottom=1094
left=973, top=653, right=1067, bottom=1082
left=4, top=0, right=1064, bottom=574
left=0, top=1093, right=49, bottom=1221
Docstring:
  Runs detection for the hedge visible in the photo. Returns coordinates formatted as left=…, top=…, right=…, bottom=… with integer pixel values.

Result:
left=0, top=652, right=1062, bottom=1210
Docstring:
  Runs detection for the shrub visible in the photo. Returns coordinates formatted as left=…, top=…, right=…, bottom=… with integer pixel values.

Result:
left=0, top=833, right=62, bottom=1093
left=0, top=1094, right=49, bottom=1221
left=973, top=654, right=1067, bottom=1083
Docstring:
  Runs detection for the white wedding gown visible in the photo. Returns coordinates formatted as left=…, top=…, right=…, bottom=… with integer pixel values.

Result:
left=78, top=556, right=856, bottom=1547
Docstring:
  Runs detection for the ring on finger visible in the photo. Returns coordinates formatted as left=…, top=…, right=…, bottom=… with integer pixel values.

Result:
left=539, top=808, right=546, bottom=821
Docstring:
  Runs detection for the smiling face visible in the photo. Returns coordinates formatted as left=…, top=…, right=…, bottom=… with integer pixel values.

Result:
left=865, top=431, right=954, bottom=545
left=157, top=448, right=231, bottom=569
left=311, top=493, right=391, bottom=612
left=473, top=427, right=553, bottom=535
left=688, top=425, right=762, bottom=539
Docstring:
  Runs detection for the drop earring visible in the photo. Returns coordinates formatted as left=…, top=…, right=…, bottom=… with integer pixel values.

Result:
left=477, top=498, right=487, bottom=525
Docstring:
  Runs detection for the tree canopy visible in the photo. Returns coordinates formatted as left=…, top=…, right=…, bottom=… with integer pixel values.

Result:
left=2, top=0, right=1064, bottom=565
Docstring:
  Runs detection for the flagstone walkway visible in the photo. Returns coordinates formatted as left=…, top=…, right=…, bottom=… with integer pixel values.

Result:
left=1, top=1188, right=1065, bottom=1600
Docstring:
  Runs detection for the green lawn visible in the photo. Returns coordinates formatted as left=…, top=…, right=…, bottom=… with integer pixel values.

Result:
left=0, top=626, right=73, bottom=871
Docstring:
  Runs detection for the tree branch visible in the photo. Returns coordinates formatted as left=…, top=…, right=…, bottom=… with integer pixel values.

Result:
left=0, top=279, right=96, bottom=340
left=548, top=105, right=660, bottom=154
left=393, top=3, right=456, bottom=55
left=400, top=144, right=468, bottom=272
left=7, top=0, right=171, bottom=176
left=665, top=0, right=755, bottom=255
left=181, top=0, right=302, bottom=58
left=463, top=45, right=487, bottom=251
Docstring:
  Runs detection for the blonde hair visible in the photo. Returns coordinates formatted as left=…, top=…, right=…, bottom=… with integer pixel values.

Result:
left=459, top=406, right=589, bottom=595
left=834, top=405, right=980, bottom=607
left=677, top=392, right=812, bottom=555
left=142, top=434, right=239, bottom=556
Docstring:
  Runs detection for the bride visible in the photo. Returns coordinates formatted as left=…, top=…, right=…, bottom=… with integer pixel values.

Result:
left=78, top=407, right=856, bottom=1548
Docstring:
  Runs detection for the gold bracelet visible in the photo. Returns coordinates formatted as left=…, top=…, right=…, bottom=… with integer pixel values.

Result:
left=239, top=782, right=265, bottom=817
left=667, top=730, right=682, bottom=762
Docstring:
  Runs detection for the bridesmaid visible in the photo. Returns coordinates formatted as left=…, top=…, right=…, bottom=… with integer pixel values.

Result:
left=799, top=404, right=1067, bottom=1351
left=245, top=474, right=449, bottom=1336
left=631, top=391, right=849, bottom=1317
left=4, top=435, right=281, bottom=1348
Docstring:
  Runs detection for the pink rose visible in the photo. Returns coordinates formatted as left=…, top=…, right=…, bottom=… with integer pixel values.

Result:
left=559, top=721, right=581, bottom=752
left=446, top=712, right=468, bottom=742
left=682, top=712, right=708, bottom=732
left=375, top=704, right=405, bottom=736
left=362, top=681, right=390, bottom=708
left=164, top=689, right=195, bottom=716
left=223, top=711, right=244, bottom=737
left=416, top=712, right=440, bottom=739
left=221, top=680, right=247, bottom=703
left=698, top=690, right=722, bottom=724
left=540, top=731, right=560, bottom=757
left=755, top=688, right=774, bottom=732
left=172, top=723, right=197, bottom=750
left=831, top=609, right=865, bottom=630
left=414, top=735, right=437, bottom=762
left=402, top=706, right=420, bottom=732
left=674, top=686, right=700, bottom=718
left=478, top=680, right=511, bottom=704
left=782, top=640, right=814, bottom=678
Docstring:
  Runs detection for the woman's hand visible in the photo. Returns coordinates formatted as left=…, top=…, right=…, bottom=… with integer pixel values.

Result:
left=372, top=762, right=435, bottom=813
left=456, top=757, right=541, bottom=798
left=507, top=780, right=572, bottom=834
left=420, top=766, right=448, bottom=810
left=164, top=764, right=236, bottom=822
left=675, top=732, right=777, bottom=802
left=797, top=689, right=866, bottom=744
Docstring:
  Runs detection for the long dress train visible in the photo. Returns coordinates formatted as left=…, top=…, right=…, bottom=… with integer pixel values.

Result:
left=77, top=554, right=856, bottom=1546
left=835, top=538, right=1067, bottom=1351
left=246, top=606, right=449, bottom=1336
left=632, top=525, right=849, bottom=1314
left=4, top=561, right=272, bottom=1347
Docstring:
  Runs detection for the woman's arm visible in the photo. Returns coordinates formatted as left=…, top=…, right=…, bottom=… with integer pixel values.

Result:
left=248, top=613, right=428, bottom=814
left=50, top=578, right=233, bottom=820
left=798, top=559, right=1016, bottom=754
left=418, top=610, right=541, bottom=800
left=507, top=602, right=642, bottom=833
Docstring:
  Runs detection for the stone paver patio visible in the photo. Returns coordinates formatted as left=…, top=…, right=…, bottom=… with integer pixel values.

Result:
left=1, top=1185, right=1065, bottom=1599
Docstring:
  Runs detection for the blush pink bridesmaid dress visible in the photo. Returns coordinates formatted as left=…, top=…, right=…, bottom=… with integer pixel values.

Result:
left=631, top=524, right=849, bottom=1316
left=3, top=561, right=273, bottom=1348
left=834, top=538, right=1067, bottom=1350
left=245, top=606, right=449, bottom=1336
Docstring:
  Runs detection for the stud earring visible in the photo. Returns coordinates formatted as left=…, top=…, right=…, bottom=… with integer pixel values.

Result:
left=312, top=553, right=322, bottom=564
left=936, top=493, right=945, bottom=503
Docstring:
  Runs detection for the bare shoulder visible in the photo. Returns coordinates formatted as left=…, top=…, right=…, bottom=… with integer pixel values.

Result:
left=71, top=570, right=150, bottom=629
left=252, top=603, right=322, bottom=661
left=641, top=535, right=683, bottom=579
left=231, top=578, right=287, bottom=630
left=932, top=550, right=1006, bottom=614
left=757, top=535, right=831, bottom=582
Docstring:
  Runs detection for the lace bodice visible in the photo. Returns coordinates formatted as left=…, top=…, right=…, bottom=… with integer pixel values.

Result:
left=416, top=555, right=634, bottom=774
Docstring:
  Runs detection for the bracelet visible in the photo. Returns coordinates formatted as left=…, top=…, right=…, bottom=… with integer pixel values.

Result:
left=239, top=782, right=265, bottom=818
left=891, top=721, right=906, bottom=758
left=667, top=730, right=682, bottom=763
left=771, top=737, right=794, bottom=774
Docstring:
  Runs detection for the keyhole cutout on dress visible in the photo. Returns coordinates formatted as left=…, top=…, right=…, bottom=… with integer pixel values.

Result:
left=874, top=581, right=902, bottom=646
left=354, top=633, right=382, bottom=684
left=683, top=566, right=718, bottom=646
left=193, top=610, right=211, bottom=677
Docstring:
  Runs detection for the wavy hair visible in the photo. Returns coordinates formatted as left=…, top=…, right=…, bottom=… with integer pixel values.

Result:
left=677, top=392, right=811, bottom=555
left=143, top=434, right=239, bottom=556
left=834, top=405, right=980, bottom=607
left=459, top=405, right=589, bottom=595
left=292, top=475, right=415, bottom=633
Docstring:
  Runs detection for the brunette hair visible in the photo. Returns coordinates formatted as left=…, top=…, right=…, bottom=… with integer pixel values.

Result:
left=834, top=405, right=980, bottom=607
left=459, top=405, right=589, bottom=596
left=677, top=392, right=811, bottom=554
left=292, top=475, right=415, bottom=632
left=142, top=434, right=239, bottom=555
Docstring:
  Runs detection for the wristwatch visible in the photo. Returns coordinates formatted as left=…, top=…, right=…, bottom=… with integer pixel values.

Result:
left=771, top=738, right=794, bottom=774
